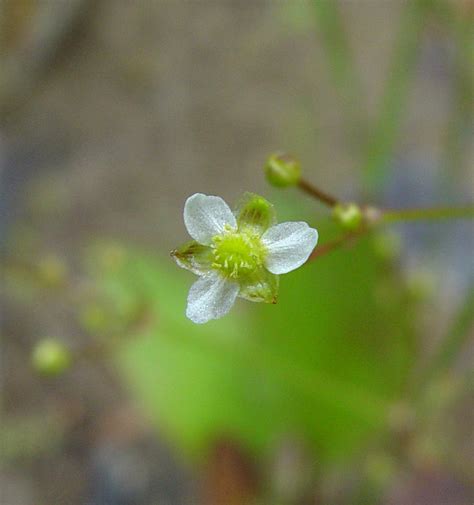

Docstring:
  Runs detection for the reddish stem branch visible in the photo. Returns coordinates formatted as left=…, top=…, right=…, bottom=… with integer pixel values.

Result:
left=307, top=229, right=367, bottom=262
left=297, top=178, right=339, bottom=207
left=298, top=177, right=473, bottom=262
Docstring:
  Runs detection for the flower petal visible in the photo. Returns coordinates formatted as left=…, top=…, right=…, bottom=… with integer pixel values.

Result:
left=186, top=273, right=239, bottom=324
left=171, top=240, right=213, bottom=276
left=262, top=222, right=318, bottom=274
left=184, top=193, right=237, bottom=245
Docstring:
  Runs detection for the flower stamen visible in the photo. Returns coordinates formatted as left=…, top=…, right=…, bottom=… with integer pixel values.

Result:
left=211, top=228, right=266, bottom=279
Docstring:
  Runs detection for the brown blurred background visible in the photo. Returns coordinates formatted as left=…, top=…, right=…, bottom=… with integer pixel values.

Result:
left=1, top=1, right=473, bottom=504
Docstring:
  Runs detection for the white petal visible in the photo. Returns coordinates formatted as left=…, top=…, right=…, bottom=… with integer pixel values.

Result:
left=184, top=193, right=237, bottom=245
left=262, top=221, right=318, bottom=274
left=186, top=273, right=239, bottom=324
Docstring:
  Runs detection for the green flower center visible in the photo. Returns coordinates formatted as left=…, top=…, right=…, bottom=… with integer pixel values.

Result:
left=212, top=226, right=267, bottom=279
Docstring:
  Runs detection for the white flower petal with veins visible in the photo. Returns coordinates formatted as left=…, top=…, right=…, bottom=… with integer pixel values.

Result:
left=262, top=221, right=318, bottom=274
left=177, top=193, right=319, bottom=323
left=186, top=272, right=239, bottom=324
left=184, top=193, right=236, bottom=245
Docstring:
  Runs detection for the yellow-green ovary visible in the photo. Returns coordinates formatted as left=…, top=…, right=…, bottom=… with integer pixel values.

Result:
left=212, top=229, right=266, bottom=279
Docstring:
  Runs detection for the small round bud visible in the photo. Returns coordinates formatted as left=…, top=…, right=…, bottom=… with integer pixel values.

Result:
left=32, top=339, right=71, bottom=376
left=332, top=203, right=363, bottom=230
left=264, top=153, right=301, bottom=188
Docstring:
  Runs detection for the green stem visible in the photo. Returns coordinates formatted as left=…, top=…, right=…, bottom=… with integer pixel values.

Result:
left=306, top=204, right=473, bottom=263
left=437, top=1, right=474, bottom=187
left=381, top=205, right=474, bottom=223
left=362, top=0, right=433, bottom=193
left=307, top=231, right=361, bottom=262
left=310, top=0, right=366, bottom=141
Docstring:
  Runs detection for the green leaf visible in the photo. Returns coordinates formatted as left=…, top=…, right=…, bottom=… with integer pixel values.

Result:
left=92, top=224, right=417, bottom=462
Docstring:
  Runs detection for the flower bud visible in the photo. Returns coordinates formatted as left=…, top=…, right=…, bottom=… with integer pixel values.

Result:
left=332, top=203, right=363, bottom=230
left=264, top=153, right=301, bottom=188
left=32, top=339, right=71, bottom=376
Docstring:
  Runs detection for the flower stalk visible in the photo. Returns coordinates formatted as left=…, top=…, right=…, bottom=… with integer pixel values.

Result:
left=295, top=175, right=474, bottom=263
left=307, top=231, right=363, bottom=262
left=297, top=178, right=339, bottom=208
left=380, top=205, right=474, bottom=224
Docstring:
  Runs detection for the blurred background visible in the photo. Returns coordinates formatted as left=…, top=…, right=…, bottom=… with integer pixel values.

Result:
left=1, top=1, right=473, bottom=504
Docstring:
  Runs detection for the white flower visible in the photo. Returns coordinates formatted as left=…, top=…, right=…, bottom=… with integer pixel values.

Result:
left=172, top=193, right=318, bottom=324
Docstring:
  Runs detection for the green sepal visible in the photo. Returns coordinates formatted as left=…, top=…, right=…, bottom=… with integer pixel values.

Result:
left=238, top=268, right=279, bottom=304
left=171, top=241, right=213, bottom=275
left=235, top=192, right=276, bottom=235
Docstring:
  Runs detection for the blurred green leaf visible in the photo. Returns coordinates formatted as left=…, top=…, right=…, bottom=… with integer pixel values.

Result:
left=95, top=224, right=417, bottom=462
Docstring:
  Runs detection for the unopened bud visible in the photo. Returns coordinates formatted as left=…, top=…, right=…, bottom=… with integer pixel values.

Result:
left=264, top=153, right=301, bottom=188
left=32, top=339, right=71, bottom=376
left=332, top=203, right=363, bottom=230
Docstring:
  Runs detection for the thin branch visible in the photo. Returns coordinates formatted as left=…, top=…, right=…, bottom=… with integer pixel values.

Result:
left=298, top=178, right=339, bottom=208
left=310, top=0, right=367, bottom=144
left=381, top=205, right=474, bottom=223
left=302, top=197, right=473, bottom=263
left=307, top=229, right=368, bottom=263
left=361, top=0, right=433, bottom=193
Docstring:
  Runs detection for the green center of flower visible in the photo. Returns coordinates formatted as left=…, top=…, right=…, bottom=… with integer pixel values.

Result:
left=212, top=226, right=267, bottom=279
